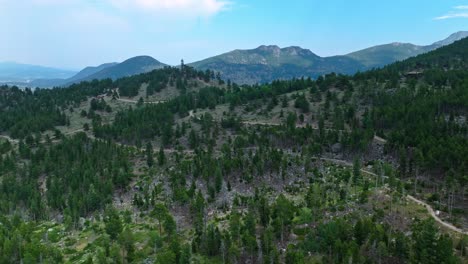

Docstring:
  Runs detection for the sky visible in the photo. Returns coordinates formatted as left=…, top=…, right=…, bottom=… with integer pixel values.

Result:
left=1, top=0, right=468, bottom=70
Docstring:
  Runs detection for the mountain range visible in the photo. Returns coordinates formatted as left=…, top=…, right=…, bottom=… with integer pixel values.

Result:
left=191, top=31, right=468, bottom=84
left=1, top=31, right=467, bottom=86
left=0, top=62, right=77, bottom=83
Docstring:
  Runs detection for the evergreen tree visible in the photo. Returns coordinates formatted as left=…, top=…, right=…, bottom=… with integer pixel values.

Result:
left=146, top=142, right=154, bottom=167
left=158, top=146, right=166, bottom=166
left=104, top=207, right=122, bottom=240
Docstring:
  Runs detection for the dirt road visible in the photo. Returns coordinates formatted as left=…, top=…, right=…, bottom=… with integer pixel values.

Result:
left=242, top=121, right=384, bottom=143
left=320, top=157, right=467, bottom=235
left=117, top=98, right=165, bottom=104
left=0, top=134, right=18, bottom=144
left=407, top=195, right=468, bottom=235
left=373, top=135, right=387, bottom=144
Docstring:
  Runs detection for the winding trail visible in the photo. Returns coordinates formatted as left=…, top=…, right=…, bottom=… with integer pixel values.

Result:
left=407, top=195, right=468, bottom=235
left=65, top=129, right=84, bottom=135
left=117, top=98, right=165, bottom=104
left=90, top=135, right=198, bottom=155
left=373, top=135, right=387, bottom=144
left=242, top=120, right=385, bottom=144
left=319, top=157, right=467, bottom=235
left=0, top=134, right=18, bottom=144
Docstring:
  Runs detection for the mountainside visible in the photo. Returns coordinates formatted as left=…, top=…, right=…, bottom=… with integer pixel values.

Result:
left=191, top=31, right=468, bottom=84
left=67, top=62, right=118, bottom=83
left=345, top=42, right=427, bottom=68
left=190, top=45, right=321, bottom=66
left=430, top=31, right=468, bottom=47
left=74, top=56, right=167, bottom=83
left=379, top=35, right=468, bottom=73
left=346, top=31, right=468, bottom=68
left=0, top=62, right=76, bottom=83
left=189, top=45, right=365, bottom=84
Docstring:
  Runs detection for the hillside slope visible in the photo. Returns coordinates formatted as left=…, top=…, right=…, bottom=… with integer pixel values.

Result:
left=67, top=62, right=118, bottom=83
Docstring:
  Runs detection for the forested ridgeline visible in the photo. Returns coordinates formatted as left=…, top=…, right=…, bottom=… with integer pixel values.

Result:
left=93, top=77, right=326, bottom=143
left=0, top=66, right=215, bottom=139
left=0, top=79, right=112, bottom=138
left=116, top=64, right=218, bottom=97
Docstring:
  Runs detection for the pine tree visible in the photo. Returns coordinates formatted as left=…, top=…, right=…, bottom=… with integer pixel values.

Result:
left=158, top=146, right=165, bottom=166
left=146, top=142, right=154, bottom=167
left=104, top=207, right=122, bottom=240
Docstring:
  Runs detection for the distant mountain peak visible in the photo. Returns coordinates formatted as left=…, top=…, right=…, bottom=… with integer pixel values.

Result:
left=78, top=55, right=166, bottom=82
left=390, top=42, right=407, bottom=46
left=121, top=55, right=162, bottom=64
left=447, top=31, right=468, bottom=39
left=282, top=46, right=316, bottom=56
left=257, top=45, right=280, bottom=51
left=251, top=45, right=318, bottom=58
left=131, top=55, right=154, bottom=58
left=432, top=31, right=468, bottom=47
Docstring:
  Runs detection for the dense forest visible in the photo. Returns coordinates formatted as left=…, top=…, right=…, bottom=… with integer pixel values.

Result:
left=355, top=39, right=468, bottom=194
left=0, top=38, right=467, bottom=263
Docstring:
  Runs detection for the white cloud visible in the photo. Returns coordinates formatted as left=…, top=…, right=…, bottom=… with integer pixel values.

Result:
left=435, top=5, right=468, bottom=20
left=10, top=0, right=232, bottom=17
left=108, top=0, right=232, bottom=17
left=32, top=0, right=73, bottom=4
left=435, top=13, right=468, bottom=20
left=0, top=0, right=234, bottom=68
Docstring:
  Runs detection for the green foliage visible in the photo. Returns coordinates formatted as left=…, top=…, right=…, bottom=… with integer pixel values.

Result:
left=0, top=133, right=133, bottom=220
left=294, top=93, right=310, bottom=113
left=411, top=219, right=458, bottom=264
left=0, top=79, right=112, bottom=138
left=158, top=146, right=166, bottom=166
left=146, top=142, right=154, bottom=167
left=0, top=216, right=63, bottom=263
left=104, top=206, right=123, bottom=240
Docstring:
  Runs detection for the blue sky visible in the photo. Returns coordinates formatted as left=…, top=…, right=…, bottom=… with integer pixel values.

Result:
left=1, top=0, right=468, bottom=69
